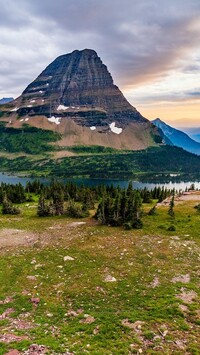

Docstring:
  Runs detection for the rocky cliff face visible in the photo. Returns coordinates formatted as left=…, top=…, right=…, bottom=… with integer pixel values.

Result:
left=1, top=49, right=161, bottom=150
left=10, top=49, right=146, bottom=125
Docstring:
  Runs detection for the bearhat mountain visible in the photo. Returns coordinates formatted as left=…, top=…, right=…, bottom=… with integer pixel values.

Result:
left=2, top=49, right=160, bottom=150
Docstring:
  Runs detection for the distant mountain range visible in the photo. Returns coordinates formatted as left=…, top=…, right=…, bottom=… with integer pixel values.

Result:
left=0, top=97, right=14, bottom=105
left=191, top=134, right=200, bottom=143
left=180, top=127, right=200, bottom=143
left=152, top=118, right=200, bottom=155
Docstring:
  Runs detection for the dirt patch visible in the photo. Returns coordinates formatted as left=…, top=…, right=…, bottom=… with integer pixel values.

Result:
left=172, top=274, right=190, bottom=284
left=67, top=222, right=86, bottom=227
left=23, top=344, right=48, bottom=355
left=121, top=319, right=145, bottom=331
left=0, top=229, right=38, bottom=248
left=54, top=150, right=76, bottom=158
left=0, top=308, right=14, bottom=320
left=176, top=288, right=197, bottom=303
left=0, top=296, right=13, bottom=304
left=0, top=333, right=28, bottom=343
left=179, top=304, right=189, bottom=312
left=177, top=192, right=200, bottom=201
left=80, top=315, right=96, bottom=324
left=158, top=191, right=200, bottom=207
left=150, top=277, right=160, bottom=288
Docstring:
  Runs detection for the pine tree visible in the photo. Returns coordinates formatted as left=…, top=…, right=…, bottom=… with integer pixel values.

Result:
left=133, top=191, right=142, bottom=220
left=95, top=196, right=106, bottom=224
left=143, top=190, right=152, bottom=203
left=120, top=189, right=128, bottom=223
left=52, top=188, right=64, bottom=216
left=168, top=194, right=175, bottom=218
left=127, top=182, right=133, bottom=197
left=37, top=195, right=51, bottom=217
left=148, top=205, right=157, bottom=215
left=112, top=192, right=121, bottom=226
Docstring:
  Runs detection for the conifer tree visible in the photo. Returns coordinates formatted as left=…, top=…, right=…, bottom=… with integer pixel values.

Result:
left=168, top=194, right=175, bottom=217
left=53, top=191, right=64, bottom=215
left=112, top=192, right=121, bottom=225
left=143, top=190, right=152, bottom=203
left=133, top=191, right=142, bottom=220
left=148, top=205, right=157, bottom=215
left=37, top=195, right=51, bottom=217
left=120, top=189, right=128, bottom=223
left=96, top=197, right=106, bottom=224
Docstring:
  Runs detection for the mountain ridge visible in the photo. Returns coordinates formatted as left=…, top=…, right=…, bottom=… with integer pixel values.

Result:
left=152, top=118, right=200, bottom=155
left=0, top=97, right=14, bottom=105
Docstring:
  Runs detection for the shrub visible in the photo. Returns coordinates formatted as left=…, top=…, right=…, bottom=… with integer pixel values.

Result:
left=2, top=198, right=21, bottom=215
left=194, top=204, right=200, bottom=211
left=132, top=218, right=143, bottom=229
left=168, top=225, right=176, bottom=231
left=66, top=200, right=89, bottom=218
left=124, top=222, right=132, bottom=230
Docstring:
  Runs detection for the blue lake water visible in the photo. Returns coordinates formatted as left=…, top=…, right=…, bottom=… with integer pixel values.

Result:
left=0, top=172, right=200, bottom=191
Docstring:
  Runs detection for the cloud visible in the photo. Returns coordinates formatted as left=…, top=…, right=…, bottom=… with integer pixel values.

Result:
left=0, top=0, right=200, bottom=101
left=187, top=89, right=200, bottom=97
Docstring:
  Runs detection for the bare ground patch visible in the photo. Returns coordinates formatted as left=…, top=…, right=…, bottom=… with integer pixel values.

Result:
left=0, top=333, right=29, bottom=343
left=0, top=229, right=38, bottom=248
left=53, top=150, right=76, bottom=158
left=172, top=274, right=191, bottom=284
left=176, top=288, right=197, bottom=304
left=158, top=191, right=200, bottom=207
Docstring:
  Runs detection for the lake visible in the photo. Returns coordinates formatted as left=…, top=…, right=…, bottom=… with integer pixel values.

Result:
left=0, top=172, right=199, bottom=191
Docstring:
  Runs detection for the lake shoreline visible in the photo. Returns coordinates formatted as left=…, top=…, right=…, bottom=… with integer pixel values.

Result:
left=0, top=171, right=200, bottom=190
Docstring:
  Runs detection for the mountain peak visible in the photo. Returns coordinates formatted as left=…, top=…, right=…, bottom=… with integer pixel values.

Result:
left=153, top=118, right=162, bottom=123
left=1, top=49, right=161, bottom=150
left=72, top=48, right=98, bottom=56
left=14, top=48, right=145, bottom=124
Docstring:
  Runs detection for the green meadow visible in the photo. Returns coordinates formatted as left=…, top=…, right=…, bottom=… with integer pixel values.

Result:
left=0, top=194, right=199, bottom=354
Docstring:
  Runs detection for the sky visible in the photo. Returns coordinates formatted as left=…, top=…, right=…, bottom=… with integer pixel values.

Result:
left=0, top=0, right=200, bottom=127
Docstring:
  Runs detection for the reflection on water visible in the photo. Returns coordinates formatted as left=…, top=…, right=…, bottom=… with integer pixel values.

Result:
left=0, top=172, right=199, bottom=191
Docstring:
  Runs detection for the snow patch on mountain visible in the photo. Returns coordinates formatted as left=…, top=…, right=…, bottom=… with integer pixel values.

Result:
left=57, top=105, right=69, bottom=111
left=109, top=122, right=122, bottom=134
left=48, top=116, right=61, bottom=125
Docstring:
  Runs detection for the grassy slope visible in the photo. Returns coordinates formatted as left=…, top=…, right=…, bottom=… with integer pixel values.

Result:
left=0, top=121, right=200, bottom=179
left=0, top=123, right=60, bottom=155
left=0, top=146, right=199, bottom=180
left=0, top=199, right=199, bottom=354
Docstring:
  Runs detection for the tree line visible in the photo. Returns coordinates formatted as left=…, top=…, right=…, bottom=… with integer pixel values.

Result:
left=0, top=180, right=175, bottom=229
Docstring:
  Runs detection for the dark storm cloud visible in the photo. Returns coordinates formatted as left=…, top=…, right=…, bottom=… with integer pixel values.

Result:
left=0, top=0, right=200, bottom=97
